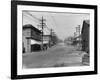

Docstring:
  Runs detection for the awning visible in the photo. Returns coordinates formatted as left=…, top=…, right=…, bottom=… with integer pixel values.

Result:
left=31, top=40, right=41, bottom=44
left=31, top=40, right=49, bottom=44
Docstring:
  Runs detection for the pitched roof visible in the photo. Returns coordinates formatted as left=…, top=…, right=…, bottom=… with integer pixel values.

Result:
left=84, top=20, right=90, bottom=24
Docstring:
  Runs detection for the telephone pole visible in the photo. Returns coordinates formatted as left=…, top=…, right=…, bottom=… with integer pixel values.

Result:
left=78, top=25, right=81, bottom=50
left=38, top=16, right=46, bottom=51
left=74, top=32, right=76, bottom=38
left=50, top=29, right=53, bottom=46
left=76, top=25, right=81, bottom=50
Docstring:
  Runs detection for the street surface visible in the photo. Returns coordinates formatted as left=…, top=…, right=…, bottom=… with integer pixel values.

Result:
left=22, top=42, right=87, bottom=68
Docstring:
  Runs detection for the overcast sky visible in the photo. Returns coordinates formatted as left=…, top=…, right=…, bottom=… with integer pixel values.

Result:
left=23, top=11, right=90, bottom=40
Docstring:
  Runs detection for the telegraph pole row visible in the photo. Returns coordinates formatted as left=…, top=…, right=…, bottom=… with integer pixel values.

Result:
left=76, top=25, right=81, bottom=50
left=38, top=16, right=54, bottom=50
left=50, top=29, right=53, bottom=47
left=38, top=16, right=46, bottom=51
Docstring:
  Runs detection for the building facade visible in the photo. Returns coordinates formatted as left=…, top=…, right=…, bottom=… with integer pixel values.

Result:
left=22, top=24, right=41, bottom=53
left=81, top=20, right=90, bottom=53
left=43, top=35, right=51, bottom=50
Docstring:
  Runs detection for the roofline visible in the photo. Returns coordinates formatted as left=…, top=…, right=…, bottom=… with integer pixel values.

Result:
left=23, top=24, right=41, bottom=33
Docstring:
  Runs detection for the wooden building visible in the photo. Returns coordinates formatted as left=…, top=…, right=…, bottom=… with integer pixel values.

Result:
left=22, top=24, right=41, bottom=53
left=81, top=20, right=90, bottom=53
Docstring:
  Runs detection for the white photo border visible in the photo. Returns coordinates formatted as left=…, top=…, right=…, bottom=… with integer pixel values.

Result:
left=18, top=5, right=94, bottom=75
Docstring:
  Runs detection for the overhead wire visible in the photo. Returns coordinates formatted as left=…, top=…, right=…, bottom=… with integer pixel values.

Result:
left=25, top=11, right=40, bottom=21
left=50, top=15, right=58, bottom=29
left=23, top=13, right=38, bottom=23
left=23, top=11, right=54, bottom=34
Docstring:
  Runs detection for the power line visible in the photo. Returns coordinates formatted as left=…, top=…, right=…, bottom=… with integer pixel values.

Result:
left=25, top=12, right=51, bottom=31
left=38, top=16, right=46, bottom=50
left=50, top=15, right=58, bottom=28
left=24, top=11, right=40, bottom=22
left=24, top=11, right=51, bottom=32
left=27, top=12, right=40, bottom=21
left=23, top=13, right=38, bottom=23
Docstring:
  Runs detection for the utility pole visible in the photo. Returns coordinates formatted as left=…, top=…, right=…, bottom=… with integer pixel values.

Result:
left=50, top=29, right=53, bottom=37
left=76, top=25, right=81, bottom=50
left=74, top=32, right=76, bottom=43
left=78, top=25, right=81, bottom=50
left=50, top=29, right=53, bottom=46
left=74, top=32, right=76, bottom=38
left=38, top=16, right=46, bottom=51
left=76, top=25, right=80, bottom=37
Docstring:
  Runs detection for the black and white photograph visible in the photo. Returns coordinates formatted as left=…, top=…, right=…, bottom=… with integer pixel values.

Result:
left=11, top=1, right=97, bottom=79
left=22, top=11, right=90, bottom=68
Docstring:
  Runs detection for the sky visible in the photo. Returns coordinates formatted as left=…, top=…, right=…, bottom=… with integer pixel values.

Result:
left=23, top=11, right=90, bottom=40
